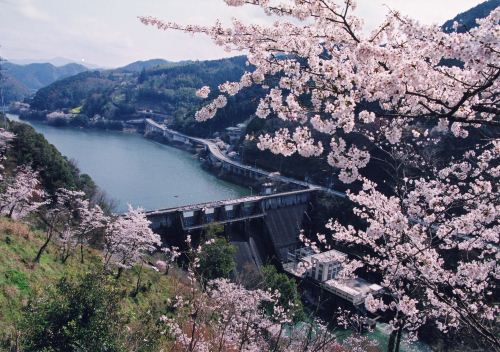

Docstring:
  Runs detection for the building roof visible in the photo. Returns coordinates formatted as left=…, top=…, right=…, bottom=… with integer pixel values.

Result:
left=308, top=249, right=348, bottom=263
left=283, top=248, right=348, bottom=277
left=325, top=277, right=382, bottom=297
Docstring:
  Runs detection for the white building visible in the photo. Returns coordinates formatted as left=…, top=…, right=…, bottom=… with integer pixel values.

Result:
left=284, top=248, right=383, bottom=305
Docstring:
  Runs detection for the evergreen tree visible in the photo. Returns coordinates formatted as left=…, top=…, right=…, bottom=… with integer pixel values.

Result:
left=20, top=271, right=126, bottom=352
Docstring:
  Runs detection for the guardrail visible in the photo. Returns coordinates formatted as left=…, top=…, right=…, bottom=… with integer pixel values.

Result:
left=144, top=118, right=346, bottom=198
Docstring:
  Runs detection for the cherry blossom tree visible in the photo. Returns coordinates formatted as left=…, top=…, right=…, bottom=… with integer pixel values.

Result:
left=0, top=131, right=45, bottom=221
left=103, top=205, right=161, bottom=278
left=162, top=278, right=377, bottom=351
left=160, top=235, right=276, bottom=351
left=58, top=194, right=108, bottom=264
left=0, top=129, right=14, bottom=180
left=155, top=245, right=181, bottom=275
left=34, top=188, right=90, bottom=263
left=141, top=1, right=499, bottom=350
left=0, top=165, right=47, bottom=220
left=0, top=129, right=14, bottom=148
left=140, top=2, right=498, bottom=157
left=160, top=278, right=277, bottom=351
left=159, top=238, right=362, bottom=352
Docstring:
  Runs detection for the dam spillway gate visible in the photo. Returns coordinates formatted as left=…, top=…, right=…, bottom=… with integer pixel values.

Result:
left=145, top=189, right=317, bottom=270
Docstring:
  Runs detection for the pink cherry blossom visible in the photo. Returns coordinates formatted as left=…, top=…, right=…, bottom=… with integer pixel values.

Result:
left=141, top=2, right=500, bottom=347
left=103, top=204, right=161, bottom=270
left=0, top=165, right=47, bottom=220
left=195, top=85, right=210, bottom=98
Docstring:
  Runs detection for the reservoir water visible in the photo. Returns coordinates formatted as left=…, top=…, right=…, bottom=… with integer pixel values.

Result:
left=8, top=115, right=249, bottom=212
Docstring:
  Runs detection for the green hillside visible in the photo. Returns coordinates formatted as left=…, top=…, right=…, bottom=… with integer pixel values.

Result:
left=0, top=62, right=88, bottom=103
left=24, top=56, right=262, bottom=137
left=3, top=62, right=88, bottom=92
left=0, top=216, right=175, bottom=351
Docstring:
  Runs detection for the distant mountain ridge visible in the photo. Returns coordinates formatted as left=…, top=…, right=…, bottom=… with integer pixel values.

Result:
left=0, top=61, right=88, bottom=103
left=23, top=55, right=262, bottom=137
left=3, top=62, right=88, bottom=91
left=117, top=59, right=171, bottom=72
left=8, top=57, right=101, bottom=69
left=1, top=74, right=30, bottom=104
left=116, top=59, right=194, bottom=73
left=0, top=57, right=194, bottom=104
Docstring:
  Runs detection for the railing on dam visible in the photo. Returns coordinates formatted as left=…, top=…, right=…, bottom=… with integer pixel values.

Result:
left=145, top=189, right=315, bottom=231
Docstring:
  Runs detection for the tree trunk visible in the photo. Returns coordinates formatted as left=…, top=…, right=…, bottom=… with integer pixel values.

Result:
left=188, top=310, right=199, bottom=352
left=395, top=324, right=404, bottom=352
left=115, top=267, right=124, bottom=280
left=132, top=262, right=144, bottom=297
left=34, top=229, right=53, bottom=263
left=272, top=324, right=284, bottom=352
left=387, top=324, right=404, bottom=352
left=61, top=249, right=71, bottom=264
left=104, top=253, right=112, bottom=270
left=387, top=329, right=396, bottom=352
left=8, top=204, right=16, bottom=218
left=80, top=243, right=85, bottom=263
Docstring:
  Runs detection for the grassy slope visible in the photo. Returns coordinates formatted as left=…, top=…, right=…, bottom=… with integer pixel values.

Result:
left=0, top=217, right=172, bottom=344
left=0, top=217, right=412, bottom=351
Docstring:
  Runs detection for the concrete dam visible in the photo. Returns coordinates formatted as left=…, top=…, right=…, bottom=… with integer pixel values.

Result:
left=145, top=189, right=317, bottom=272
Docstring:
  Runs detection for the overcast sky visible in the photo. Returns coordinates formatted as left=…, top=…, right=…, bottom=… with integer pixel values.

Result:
left=0, top=0, right=484, bottom=68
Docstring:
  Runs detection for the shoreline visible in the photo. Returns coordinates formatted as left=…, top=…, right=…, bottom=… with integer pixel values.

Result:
left=12, top=114, right=343, bottom=199
left=9, top=114, right=256, bottom=197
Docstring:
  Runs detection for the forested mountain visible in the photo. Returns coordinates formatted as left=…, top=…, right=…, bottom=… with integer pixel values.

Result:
left=3, top=62, right=87, bottom=91
left=30, top=71, right=114, bottom=111
left=0, top=74, right=31, bottom=103
left=24, top=56, right=261, bottom=136
left=117, top=59, right=172, bottom=72
left=0, top=61, right=88, bottom=103
left=442, top=0, right=499, bottom=32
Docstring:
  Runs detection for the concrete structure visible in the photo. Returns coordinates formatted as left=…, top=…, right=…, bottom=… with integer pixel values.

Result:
left=144, top=118, right=192, bottom=145
left=323, top=278, right=384, bottom=305
left=291, top=248, right=347, bottom=282
left=145, top=188, right=314, bottom=231
left=261, top=182, right=277, bottom=195
left=144, top=118, right=166, bottom=135
left=145, top=189, right=316, bottom=269
left=283, top=248, right=383, bottom=305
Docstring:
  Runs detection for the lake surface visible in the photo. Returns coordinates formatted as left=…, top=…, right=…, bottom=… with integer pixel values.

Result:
left=8, top=115, right=249, bottom=212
